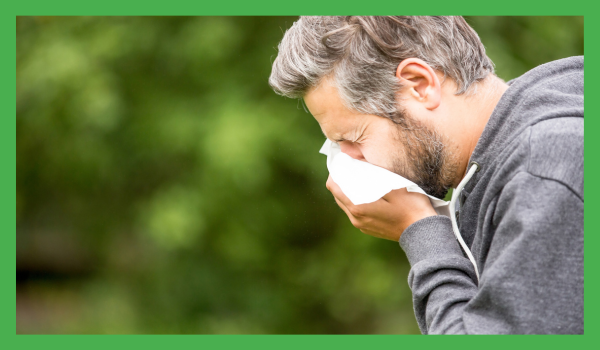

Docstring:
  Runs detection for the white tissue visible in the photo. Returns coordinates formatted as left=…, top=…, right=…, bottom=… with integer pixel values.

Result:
left=319, top=139, right=450, bottom=217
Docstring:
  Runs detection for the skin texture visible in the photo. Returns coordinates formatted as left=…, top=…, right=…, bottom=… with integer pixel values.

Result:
left=304, top=58, right=509, bottom=241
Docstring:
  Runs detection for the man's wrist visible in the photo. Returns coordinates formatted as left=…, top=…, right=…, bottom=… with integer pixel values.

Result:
left=400, top=210, right=438, bottom=238
left=399, top=215, right=462, bottom=265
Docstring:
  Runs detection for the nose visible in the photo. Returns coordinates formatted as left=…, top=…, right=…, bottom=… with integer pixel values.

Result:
left=339, top=141, right=365, bottom=161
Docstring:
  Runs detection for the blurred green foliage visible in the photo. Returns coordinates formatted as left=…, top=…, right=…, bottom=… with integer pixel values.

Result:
left=16, top=16, right=583, bottom=334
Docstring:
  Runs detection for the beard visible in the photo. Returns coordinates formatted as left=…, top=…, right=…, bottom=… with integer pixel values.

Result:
left=387, top=110, right=458, bottom=199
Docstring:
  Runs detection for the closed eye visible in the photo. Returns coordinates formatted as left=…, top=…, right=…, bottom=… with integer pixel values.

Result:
left=334, top=131, right=364, bottom=143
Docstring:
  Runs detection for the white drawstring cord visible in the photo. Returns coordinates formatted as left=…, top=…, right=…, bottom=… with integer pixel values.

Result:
left=449, top=162, right=480, bottom=283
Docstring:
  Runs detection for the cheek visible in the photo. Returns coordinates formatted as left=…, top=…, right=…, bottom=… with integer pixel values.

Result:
left=366, top=136, right=410, bottom=175
left=361, top=140, right=395, bottom=169
left=362, top=121, right=405, bottom=168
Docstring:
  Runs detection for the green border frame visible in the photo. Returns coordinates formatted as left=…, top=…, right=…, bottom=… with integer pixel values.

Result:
left=6, top=0, right=595, bottom=346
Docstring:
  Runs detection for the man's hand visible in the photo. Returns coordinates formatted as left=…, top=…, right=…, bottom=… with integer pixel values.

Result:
left=326, top=175, right=438, bottom=241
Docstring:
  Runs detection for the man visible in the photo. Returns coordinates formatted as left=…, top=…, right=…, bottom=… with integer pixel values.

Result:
left=268, top=16, right=583, bottom=334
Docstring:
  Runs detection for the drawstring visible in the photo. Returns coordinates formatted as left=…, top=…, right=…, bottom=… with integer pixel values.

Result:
left=449, top=162, right=480, bottom=282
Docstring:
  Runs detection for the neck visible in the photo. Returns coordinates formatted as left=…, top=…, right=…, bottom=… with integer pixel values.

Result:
left=453, top=75, right=509, bottom=186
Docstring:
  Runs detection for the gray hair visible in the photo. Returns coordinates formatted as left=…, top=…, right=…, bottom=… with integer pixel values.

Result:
left=269, top=16, right=495, bottom=119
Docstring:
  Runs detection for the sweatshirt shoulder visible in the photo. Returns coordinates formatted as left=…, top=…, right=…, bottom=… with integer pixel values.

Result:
left=508, top=56, right=584, bottom=122
left=527, top=117, right=584, bottom=200
left=514, top=56, right=583, bottom=89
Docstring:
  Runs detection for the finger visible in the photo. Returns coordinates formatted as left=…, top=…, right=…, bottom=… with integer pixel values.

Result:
left=334, top=197, right=372, bottom=232
left=334, top=193, right=396, bottom=241
left=328, top=178, right=370, bottom=218
left=326, top=175, right=393, bottom=218
left=380, top=187, right=409, bottom=203
left=381, top=188, right=434, bottom=210
left=326, top=175, right=355, bottom=209
left=335, top=197, right=379, bottom=238
left=333, top=196, right=355, bottom=221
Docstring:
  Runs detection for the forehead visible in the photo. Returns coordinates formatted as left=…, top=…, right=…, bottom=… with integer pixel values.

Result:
left=303, top=80, right=364, bottom=136
left=304, top=79, right=352, bottom=116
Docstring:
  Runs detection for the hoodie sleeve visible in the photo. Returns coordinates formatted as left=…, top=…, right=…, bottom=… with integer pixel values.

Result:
left=399, top=172, right=584, bottom=334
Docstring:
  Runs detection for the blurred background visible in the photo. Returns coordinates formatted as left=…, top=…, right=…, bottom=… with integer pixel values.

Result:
left=16, top=16, right=583, bottom=334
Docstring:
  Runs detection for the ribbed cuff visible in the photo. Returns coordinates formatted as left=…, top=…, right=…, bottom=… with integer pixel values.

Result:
left=399, top=215, right=464, bottom=267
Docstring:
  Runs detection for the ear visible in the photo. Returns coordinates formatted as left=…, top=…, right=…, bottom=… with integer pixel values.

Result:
left=395, top=58, right=442, bottom=110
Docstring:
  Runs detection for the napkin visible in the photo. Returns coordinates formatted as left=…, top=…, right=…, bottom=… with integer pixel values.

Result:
left=319, top=139, right=450, bottom=217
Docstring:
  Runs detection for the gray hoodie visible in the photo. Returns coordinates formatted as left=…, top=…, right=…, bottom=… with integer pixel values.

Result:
left=399, top=56, right=584, bottom=334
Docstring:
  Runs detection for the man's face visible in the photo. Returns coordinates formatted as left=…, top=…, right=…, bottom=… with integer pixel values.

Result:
left=304, top=80, right=457, bottom=199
